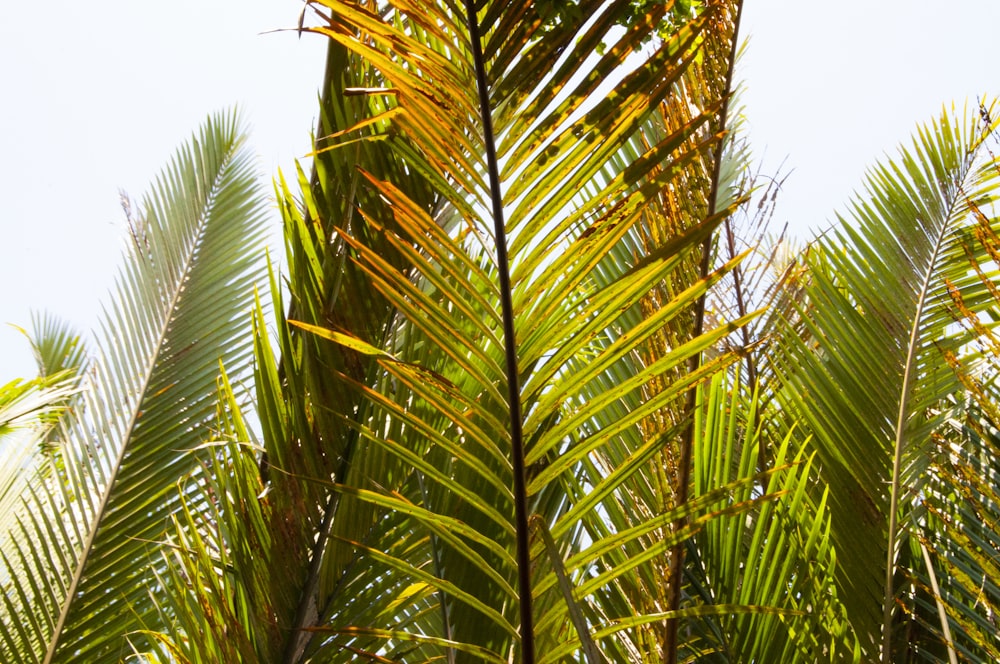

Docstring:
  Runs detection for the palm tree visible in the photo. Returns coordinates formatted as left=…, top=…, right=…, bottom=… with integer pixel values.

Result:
left=4, top=1, right=1000, bottom=662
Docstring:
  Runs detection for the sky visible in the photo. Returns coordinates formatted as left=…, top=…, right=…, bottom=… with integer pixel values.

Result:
left=2, top=1, right=999, bottom=381
left=738, top=1, right=1000, bottom=236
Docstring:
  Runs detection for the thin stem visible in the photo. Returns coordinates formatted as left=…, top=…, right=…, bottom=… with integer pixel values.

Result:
left=882, top=219, right=948, bottom=661
left=663, top=1, right=743, bottom=661
left=915, top=519, right=958, bottom=664
left=462, top=2, right=534, bottom=662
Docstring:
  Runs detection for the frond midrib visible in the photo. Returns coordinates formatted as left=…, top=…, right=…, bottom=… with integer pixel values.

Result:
left=42, top=140, right=240, bottom=664
left=881, top=208, right=952, bottom=659
left=879, top=125, right=990, bottom=660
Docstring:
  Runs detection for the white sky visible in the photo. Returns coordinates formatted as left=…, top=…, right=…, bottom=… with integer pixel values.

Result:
left=1, top=1, right=999, bottom=380
left=739, top=1, right=1000, bottom=236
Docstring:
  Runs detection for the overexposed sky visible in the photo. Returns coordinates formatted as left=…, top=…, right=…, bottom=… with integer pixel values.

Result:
left=0, top=1, right=327, bottom=379
left=1, top=1, right=998, bottom=380
left=739, top=1, right=1000, bottom=236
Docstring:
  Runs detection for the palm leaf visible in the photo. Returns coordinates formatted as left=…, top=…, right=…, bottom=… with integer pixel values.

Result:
left=293, top=0, right=743, bottom=660
left=0, top=315, right=85, bottom=588
left=17, top=313, right=88, bottom=384
left=772, top=100, right=1000, bottom=661
left=138, top=39, right=458, bottom=662
left=682, top=371, right=852, bottom=662
left=0, top=109, right=269, bottom=663
left=0, top=374, right=76, bottom=440
left=137, top=2, right=788, bottom=662
left=917, top=224, right=1000, bottom=661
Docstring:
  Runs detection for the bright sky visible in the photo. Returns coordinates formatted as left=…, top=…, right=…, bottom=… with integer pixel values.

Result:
left=739, top=1, right=1000, bottom=237
left=2, top=1, right=999, bottom=381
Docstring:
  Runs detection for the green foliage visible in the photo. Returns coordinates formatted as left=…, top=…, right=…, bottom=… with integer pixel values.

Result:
left=141, top=0, right=761, bottom=661
left=3, top=3, right=1000, bottom=664
left=0, top=109, right=269, bottom=663
left=684, top=372, right=850, bottom=662
left=771, top=101, right=1000, bottom=662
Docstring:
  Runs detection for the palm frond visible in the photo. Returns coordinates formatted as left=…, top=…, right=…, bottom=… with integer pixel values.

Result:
left=684, top=371, right=852, bottom=662
left=12, top=313, right=88, bottom=456
left=772, top=100, right=1000, bottom=661
left=18, top=313, right=88, bottom=383
left=917, top=214, right=1000, bottom=661
left=0, top=374, right=76, bottom=440
left=0, top=315, right=85, bottom=579
left=298, top=0, right=742, bottom=657
left=0, top=109, right=269, bottom=663
left=139, top=1, right=765, bottom=662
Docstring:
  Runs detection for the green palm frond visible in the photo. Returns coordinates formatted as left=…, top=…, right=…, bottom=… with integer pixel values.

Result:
left=0, top=374, right=76, bottom=439
left=142, top=368, right=272, bottom=664
left=685, top=371, right=852, bottom=662
left=772, top=100, right=1000, bottom=661
left=138, top=1, right=786, bottom=663
left=296, top=1, right=743, bottom=660
left=11, top=6, right=997, bottom=663
left=17, top=313, right=88, bottom=383
left=0, top=315, right=85, bottom=575
left=144, top=0, right=856, bottom=660
left=12, top=313, right=88, bottom=456
left=0, top=110, right=269, bottom=663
